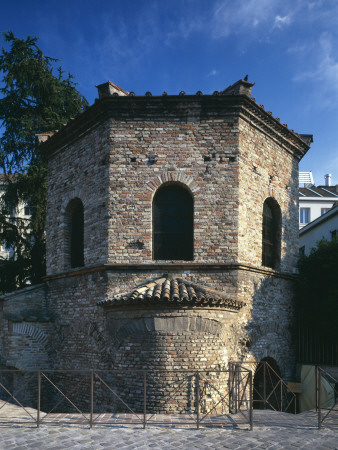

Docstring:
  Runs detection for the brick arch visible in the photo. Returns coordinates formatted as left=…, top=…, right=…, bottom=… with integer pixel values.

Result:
left=247, top=321, right=291, bottom=347
left=247, top=330, right=289, bottom=375
left=12, top=322, right=49, bottom=347
left=7, top=323, right=50, bottom=371
left=144, top=172, right=201, bottom=201
left=60, top=190, right=88, bottom=216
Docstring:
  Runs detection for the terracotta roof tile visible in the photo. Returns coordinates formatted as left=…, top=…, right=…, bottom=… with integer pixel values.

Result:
left=98, top=277, right=244, bottom=310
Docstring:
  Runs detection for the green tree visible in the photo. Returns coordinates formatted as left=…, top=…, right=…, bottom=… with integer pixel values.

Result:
left=297, top=238, right=338, bottom=340
left=0, top=31, right=88, bottom=293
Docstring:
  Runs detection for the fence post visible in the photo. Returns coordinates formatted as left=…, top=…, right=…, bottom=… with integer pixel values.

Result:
left=318, top=368, right=321, bottom=429
left=143, top=371, right=147, bottom=430
left=90, top=371, right=94, bottom=429
left=228, top=363, right=232, bottom=411
left=249, top=370, right=253, bottom=431
left=315, top=364, right=318, bottom=411
left=236, top=365, right=240, bottom=413
left=263, top=363, right=266, bottom=409
left=234, top=366, right=237, bottom=414
left=37, top=371, right=40, bottom=428
left=196, top=372, right=200, bottom=429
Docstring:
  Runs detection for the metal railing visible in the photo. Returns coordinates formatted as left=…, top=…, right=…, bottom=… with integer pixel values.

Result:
left=0, top=369, right=253, bottom=429
left=229, top=361, right=297, bottom=414
left=316, top=366, right=338, bottom=429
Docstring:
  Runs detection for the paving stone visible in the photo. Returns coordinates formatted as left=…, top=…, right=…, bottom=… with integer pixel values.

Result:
left=0, top=404, right=337, bottom=449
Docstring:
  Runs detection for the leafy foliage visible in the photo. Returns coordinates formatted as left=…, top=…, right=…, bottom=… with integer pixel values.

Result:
left=0, top=31, right=88, bottom=294
left=297, top=238, right=338, bottom=340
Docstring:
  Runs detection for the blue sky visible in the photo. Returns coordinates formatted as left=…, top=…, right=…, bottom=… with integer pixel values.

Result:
left=1, top=0, right=338, bottom=185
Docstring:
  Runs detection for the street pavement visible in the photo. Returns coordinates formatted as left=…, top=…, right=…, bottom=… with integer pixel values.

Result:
left=0, top=401, right=337, bottom=449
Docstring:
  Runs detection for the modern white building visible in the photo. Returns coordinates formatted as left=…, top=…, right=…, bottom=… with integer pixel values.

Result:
left=299, top=172, right=338, bottom=229
left=299, top=202, right=338, bottom=255
left=0, top=174, right=32, bottom=259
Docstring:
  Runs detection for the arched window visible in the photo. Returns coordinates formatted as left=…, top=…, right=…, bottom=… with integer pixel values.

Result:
left=262, top=198, right=281, bottom=269
left=66, top=198, right=84, bottom=268
left=153, top=184, right=193, bottom=260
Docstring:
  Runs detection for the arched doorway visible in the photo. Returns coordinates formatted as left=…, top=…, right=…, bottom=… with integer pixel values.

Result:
left=253, top=357, right=281, bottom=410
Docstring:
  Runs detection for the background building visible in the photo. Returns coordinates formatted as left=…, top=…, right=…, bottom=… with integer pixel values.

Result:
left=0, top=174, right=32, bottom=259
left=299, top=203, right=338, bottom=255
left=299, top=172, right=338, bottom=229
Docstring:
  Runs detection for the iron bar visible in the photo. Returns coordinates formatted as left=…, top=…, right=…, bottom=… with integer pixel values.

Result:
left=249, top=370, right=253, bottom=431
left=315, top=364, right=318, bottom=412
left=90, top=371, right=93, bottom=429
left=37, top=371, right=40, bottom=428
left=143, top=371, right=146, bottom=430
left=263, top=362, right=266, bottom=410
left=196, top=372, right=200, bottom=429
left=318, top=368, right=321, bottom=429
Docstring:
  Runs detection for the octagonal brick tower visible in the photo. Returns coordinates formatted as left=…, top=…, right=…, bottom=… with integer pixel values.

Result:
left=39, top=79, right=312, bottom=412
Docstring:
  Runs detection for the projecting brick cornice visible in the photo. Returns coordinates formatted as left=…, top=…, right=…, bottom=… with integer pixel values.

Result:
left=43, top=262, right=297, bottom=282
left=39, top=95, right=311, bottom=161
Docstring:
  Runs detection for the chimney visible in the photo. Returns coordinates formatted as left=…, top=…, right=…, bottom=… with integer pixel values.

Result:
left=221, top=79, right=255, bottom=97
left=324, top=174, right=331, bottom=186
left=95, top=81, right=129, bottom=99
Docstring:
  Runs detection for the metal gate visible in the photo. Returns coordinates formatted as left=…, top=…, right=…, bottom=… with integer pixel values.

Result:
left=229, top=361, right=296, bottom=414
left=317, top=366, right=338, bottom=429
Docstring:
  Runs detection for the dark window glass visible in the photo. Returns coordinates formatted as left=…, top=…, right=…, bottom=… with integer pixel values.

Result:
left=300, top=208, right=310, bottom=224
left=153, top=184, right=193, bottom=260
left=262, top=200, right=280, bottom=269
left=69, top=200, right=84, bottom=268
left=24, top=204, right=33, bottom=216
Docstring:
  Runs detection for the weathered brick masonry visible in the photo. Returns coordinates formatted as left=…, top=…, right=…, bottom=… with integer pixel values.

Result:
left=0, top=79, right=312, bottom=412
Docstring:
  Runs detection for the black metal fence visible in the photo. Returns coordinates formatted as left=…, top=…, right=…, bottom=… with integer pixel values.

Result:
left=298, top=326, right=338, bottom=366
left=0, top=369, right=253, bottom=429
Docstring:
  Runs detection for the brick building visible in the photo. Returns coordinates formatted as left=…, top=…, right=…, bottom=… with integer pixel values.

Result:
left=0, top=78, right=312, bottom=411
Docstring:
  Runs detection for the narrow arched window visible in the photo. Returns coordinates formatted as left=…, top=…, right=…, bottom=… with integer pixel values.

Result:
left=66, top=198, right=84, bottom=268
left=262, top=198, right=281, bottom=269
left=153, top=184, right=193, bottom=260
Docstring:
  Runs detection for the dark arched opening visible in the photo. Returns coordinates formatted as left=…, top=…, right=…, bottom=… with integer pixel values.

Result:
left=262, top=198, right=281, bottom=269
left=65, top=198, right=84, bottom=268
left=253, top=357, right=281, bottom=410
left=152, top=184, right=193, bottom=260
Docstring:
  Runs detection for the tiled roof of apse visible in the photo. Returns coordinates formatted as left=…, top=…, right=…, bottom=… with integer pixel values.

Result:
left=98, top=277, right=245, bottom=310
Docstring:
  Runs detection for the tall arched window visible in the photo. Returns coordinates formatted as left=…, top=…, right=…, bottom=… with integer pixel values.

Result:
left=66, top=198, right=84, bottom=268
left=153, top=184, right=193, bottom=260
left=262, top=198, right=281, bottom=269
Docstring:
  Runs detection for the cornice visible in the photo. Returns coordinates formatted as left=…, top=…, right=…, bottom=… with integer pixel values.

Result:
left=39, top=95, right=311, bottom=161
left=43, top=262, right=297, bottom=282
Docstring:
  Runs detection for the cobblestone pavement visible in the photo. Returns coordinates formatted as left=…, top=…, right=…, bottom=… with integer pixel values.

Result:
left=0, top=402, right=337, bottom=449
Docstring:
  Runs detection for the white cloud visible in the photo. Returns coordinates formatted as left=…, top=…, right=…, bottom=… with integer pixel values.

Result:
left=292, top=32, right=338, bottom=108
left=206, top=69, right=219, bottom=77
left=274, top=14, right=292, bottom=28
left=294, top=34, right=338, bottom=83
left=211, top=0, right=282, bottom=38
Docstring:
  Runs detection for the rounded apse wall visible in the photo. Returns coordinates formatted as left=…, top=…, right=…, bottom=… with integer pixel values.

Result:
left=104, top=308, right=239, bottom=414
